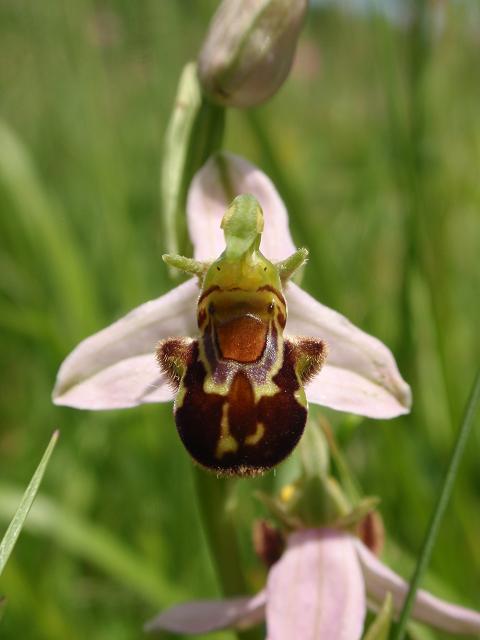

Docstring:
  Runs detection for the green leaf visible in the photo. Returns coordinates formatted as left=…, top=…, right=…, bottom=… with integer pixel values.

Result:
left=0, top=431, right=58, bottom=577
left=0, top=596, right=6, bottom=623
left=363, top=592, right=393, bottom=640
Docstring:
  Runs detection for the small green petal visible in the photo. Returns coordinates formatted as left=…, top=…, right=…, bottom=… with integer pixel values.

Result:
left=202, top=194, right=283, bottom=292
left=332, top=496, right=380, bottom=530
left=221, top=194, right=263, bottom=260
left=276, top=247, right=308, bottom=282
left=162, top=254, right=210, bottom=278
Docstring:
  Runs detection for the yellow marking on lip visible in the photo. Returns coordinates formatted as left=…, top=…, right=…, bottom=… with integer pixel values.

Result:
left=216, top=403, right=238, bottom=458
left=294, top=387, right=308, bottom=409
left=198, top=317, right=285, bottom=401
left=174, top=382, right=187, bottom=411
left=245, top=422, right=265, bottom=446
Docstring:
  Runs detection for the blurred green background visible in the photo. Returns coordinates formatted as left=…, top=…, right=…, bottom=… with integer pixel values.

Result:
left=0, top=1, right=479, bottom=638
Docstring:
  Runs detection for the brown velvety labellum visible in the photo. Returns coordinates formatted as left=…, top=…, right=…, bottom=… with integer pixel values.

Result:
left=175, top=342, right=307, bottom=476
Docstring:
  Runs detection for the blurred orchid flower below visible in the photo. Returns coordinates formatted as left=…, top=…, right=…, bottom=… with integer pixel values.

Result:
left=145, top=528, right=480, bottom=639
left=52, top=152, right=411, bottom=422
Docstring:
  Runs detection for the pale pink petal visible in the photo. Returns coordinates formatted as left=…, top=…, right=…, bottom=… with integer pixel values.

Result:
left=53, top=279, right=198, bottom=409
left=145, top=591, right=266, bottom=634
left=187, top=152, right=296, bottom=262
left=54, top=354, right=173, bottom=410
left=266, top=529, right=365, bottom=640
left=306, top=366, right=409, bottom=420
left=285, top=283, right=411, bottom=418
left=355, top=539, right=480, bottom=635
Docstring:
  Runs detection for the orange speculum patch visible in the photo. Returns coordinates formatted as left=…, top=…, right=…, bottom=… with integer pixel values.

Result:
left=199, top=288, right=283, bottom=364
left=216, top=315, right=267, bottom=363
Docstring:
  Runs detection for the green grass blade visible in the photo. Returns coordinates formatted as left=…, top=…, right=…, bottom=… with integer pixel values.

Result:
left=393, top=370, right=480, bottom=639
left=364, top=592, right=393, bottom=640
left=0, top=431, right=59, bottom=576
left=0, top=121, right=100, bottom=340
left=0, top=486, right=183, bottom=606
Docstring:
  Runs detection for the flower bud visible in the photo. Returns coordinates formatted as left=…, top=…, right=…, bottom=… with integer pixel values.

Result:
left=252, top=519, right=285, bottom=567
left=357, top=510, right=385, bottom=557
left=198, top=0, right=308, bottom=108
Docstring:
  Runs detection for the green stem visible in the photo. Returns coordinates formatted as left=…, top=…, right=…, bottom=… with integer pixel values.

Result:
left=193, top=469, right=247, bottom=595
left=161, top=63, right=225, bottom=260
left=392, top=370, right=480, bottom=640
left=178, top=96, right=226, bottom=257
left=193, top=469, right=263, bottom=640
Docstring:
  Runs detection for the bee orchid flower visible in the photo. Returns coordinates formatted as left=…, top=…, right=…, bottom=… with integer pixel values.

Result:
left=52, top=152, right=411, bottom=474
left=144, top=528, right=480, bottom=639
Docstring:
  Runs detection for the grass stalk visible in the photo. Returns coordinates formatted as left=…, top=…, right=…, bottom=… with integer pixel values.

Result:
left=0, top=431, right=58, bottom=576
left=392, top=370, right=480, bottom=639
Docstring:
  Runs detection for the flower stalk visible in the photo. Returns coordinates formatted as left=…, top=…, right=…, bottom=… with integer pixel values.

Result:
left=192, top=471, right=263, bottom=640
left=193, top=469, right=247, bottom=596
left=161, top=62, right=225, bottom=259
